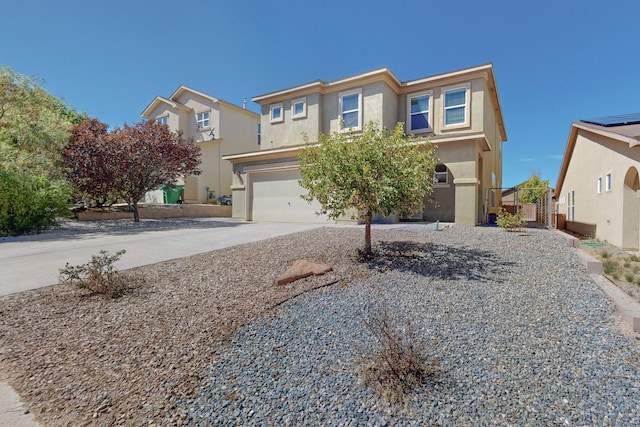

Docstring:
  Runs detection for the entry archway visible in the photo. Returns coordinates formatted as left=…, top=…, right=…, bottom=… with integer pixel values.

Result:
left=622, top=166, right=640, bottom=249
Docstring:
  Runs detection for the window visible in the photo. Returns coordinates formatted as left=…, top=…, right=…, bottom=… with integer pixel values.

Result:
left=292, top=97, right=306, bottom=119
left=270, top=103, right=283, bottom=123
left=339, top=89, right=362, bottom=131
left=257, top=123, right=261, bottom=145
left=157, top=116, right=168, bottom=125
left=443, top=83, right=470, bottom=127
left=606, top=173, right=612, bottom=191
left=407, top=91, right=433, bottom=133
left=197, top=111, right=210, bottom=129
left=597, top=177, right=602, bottom=194
left=567, top=190, right=575, bottom=221
left=435, top=164, right=448, bottom=184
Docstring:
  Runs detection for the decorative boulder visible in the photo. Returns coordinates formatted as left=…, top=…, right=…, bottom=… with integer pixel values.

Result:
left=277, top=260, right=333, bottom=286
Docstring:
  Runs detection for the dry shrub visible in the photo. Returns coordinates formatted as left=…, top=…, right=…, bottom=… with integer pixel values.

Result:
left=358, top=302, right=439, bottom=404
left=59, top=249, right=131, bottom=298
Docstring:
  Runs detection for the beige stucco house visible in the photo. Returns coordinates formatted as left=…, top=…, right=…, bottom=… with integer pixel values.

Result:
left=555, top=114, right=640, bottom=249
left=141, top=86, right=259, bottom=203
left=223, top=64, right=507, bottom=225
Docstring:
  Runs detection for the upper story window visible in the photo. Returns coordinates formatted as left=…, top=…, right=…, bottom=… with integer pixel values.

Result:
left=292, top=97, right=306, bottom=119
left=197, top=111, right=210, bottom=130
left=606, top=173, right=612, bottom=191
left=407, top=90, right=433, bottom=133
left=270, top=103, right=284, bottom=123
left=157, top=116, right=168, bottom=125
left=597, top=177, right=602, bottom=194
left=443, top=83, right=470, bottom=128
left=339, top=89, right=362, bottom=131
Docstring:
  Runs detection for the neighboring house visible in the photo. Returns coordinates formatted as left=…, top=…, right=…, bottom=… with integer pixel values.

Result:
left=140, top=86, right=259, bottom=203
left=555, top=113, right=640, bottom=249
left=223, top=64, right=507, bottom=225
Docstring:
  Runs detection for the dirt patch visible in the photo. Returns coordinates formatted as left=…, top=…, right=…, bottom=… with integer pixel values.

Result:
left=580, top=241, right=640, bottom=305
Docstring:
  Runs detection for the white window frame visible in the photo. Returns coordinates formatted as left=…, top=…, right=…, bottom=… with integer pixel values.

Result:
left=270, top=103, right=284, bottom=123
left=605, top=173, right=612, bottom=191
left=567, top=190, right=575, bottom=221
left=196, top=111, right=210, bottom=130
left=597, top=177, right=602, bottom=194
left=442, top=82, right=471, bottom=129
left=157, top=116, right=168, bottom=125
left=434, top=163, right=449, bottom=186
left=292, top=97, right=307, bottom=119
left=406, top=90, right=433, bottom=133
left=339, top=88, right=362, bottom=132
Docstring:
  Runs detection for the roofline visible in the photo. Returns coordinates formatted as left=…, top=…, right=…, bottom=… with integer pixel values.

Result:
left=222, top=145, right=306, bottom=163
left=140, top=96, right=190, bottom=118
left=554, top=122, right=640, bottom=199
left=252, top=67, right=401, bottom=103
left=170, top=85, right=219, bottom=103
left=252, top=63, right=507, bottom=142
left=142, top=87, right=259, bottom=120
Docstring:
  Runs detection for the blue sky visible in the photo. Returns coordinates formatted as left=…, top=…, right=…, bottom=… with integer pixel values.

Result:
left=2, top=0, right=639, bottom=188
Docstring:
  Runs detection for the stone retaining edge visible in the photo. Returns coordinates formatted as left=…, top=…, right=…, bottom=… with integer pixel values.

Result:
left=554, top=229, right=640, bottom=333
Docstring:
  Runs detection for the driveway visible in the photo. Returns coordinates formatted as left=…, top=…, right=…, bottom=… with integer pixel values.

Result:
left=0, top=218, right=323, bottom=297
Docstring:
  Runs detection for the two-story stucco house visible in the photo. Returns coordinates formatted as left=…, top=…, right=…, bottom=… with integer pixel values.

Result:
left=141, top=86, right=259, bottom=203
left=555, top=114, right=640, bottom=249
left=223, top=64, right=507, bottom=225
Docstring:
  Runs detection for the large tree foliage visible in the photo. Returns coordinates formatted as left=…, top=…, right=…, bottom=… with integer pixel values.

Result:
left=64, top=118, right=201, bottom=221
left=518, top=173, right=550, bottom=204
left=299, top=122, right=438, bottom=255
left=0, top=66, right=84, bottom=177
left=0, top=66, right=83, bottom=235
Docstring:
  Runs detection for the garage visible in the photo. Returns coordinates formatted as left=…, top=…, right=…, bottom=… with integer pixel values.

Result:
left=250, top=169, right=329, bottom=223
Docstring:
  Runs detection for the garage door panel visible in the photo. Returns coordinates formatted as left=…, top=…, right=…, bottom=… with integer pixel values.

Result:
left=251, top=170, right=328, bottom=223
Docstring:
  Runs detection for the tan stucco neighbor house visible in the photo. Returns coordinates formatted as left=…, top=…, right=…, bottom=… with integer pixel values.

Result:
left=141, top=86, right=260, bottom=203
left=555, top=114, right=640, bottom=249
left=223, top=64, right=507, bottom=225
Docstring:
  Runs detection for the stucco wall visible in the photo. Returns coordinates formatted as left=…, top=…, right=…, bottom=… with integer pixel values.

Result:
left=556, top=130, right=640, bottom=248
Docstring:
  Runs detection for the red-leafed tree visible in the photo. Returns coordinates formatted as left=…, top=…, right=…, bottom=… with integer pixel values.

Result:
left=64, top=118, right=201, bottom=222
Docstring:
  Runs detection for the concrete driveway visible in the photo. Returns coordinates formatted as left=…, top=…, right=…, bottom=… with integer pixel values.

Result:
left=0, top=218, right=323, bottom=297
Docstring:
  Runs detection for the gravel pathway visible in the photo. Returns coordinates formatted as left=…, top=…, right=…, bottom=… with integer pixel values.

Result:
left=175, top=225, right=640, bottom=426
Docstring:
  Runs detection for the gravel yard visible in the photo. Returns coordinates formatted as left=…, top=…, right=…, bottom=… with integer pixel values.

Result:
left=1, top=222, right=639, bottom=426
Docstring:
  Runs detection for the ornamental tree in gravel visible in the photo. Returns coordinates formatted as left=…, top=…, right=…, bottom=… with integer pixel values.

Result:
left=298, top=122, right=438, bottom=256
left=64, top=118, right=201, bottom=222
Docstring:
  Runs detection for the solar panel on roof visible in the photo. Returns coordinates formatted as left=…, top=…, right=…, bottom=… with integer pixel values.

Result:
left=581, top=113, right=640, bottom=127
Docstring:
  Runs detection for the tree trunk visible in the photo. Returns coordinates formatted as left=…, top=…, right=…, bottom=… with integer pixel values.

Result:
left=129, top=201, right=140, bottom=222
left=364, top=209, right=372, bottom=255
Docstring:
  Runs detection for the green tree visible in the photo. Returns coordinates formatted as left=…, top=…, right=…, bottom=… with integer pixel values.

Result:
left=0, top=66, right=83, bottom=235
left=298, top=122, right=438, bottom=255
left=0, top=66, right=85, bottom=177
left=518, top=173, right=550, bottom=204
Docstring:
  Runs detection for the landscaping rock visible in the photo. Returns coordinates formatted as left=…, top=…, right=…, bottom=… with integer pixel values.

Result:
left=277, top=259, right=333, bottom=286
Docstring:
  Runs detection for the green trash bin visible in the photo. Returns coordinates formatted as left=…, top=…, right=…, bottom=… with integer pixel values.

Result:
left=162, top=184, right=184, bottom=204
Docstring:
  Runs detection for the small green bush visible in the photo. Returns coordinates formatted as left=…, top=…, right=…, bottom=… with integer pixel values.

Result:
left=629, top=254, right=640, bottom=262
left=0, top=167, right=71, bottom=236
left=496, top=208, right=526, bottom=231
left=601, top=251, right=611, bottom=259
left=625, top=273, right=635, bottom=283
left=59, top=249, right=129, bottom=298
left=602, top=259, right=618, bottom=275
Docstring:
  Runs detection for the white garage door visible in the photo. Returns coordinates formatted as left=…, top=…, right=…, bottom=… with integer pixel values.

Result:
left=251, top=169, right=329, bottom=223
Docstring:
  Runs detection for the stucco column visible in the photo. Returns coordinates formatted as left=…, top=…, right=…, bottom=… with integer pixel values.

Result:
left=453, top=178, right=480, bottom=225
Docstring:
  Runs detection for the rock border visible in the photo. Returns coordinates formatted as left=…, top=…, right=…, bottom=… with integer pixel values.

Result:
left=555, top=229, right=640, bottom=333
